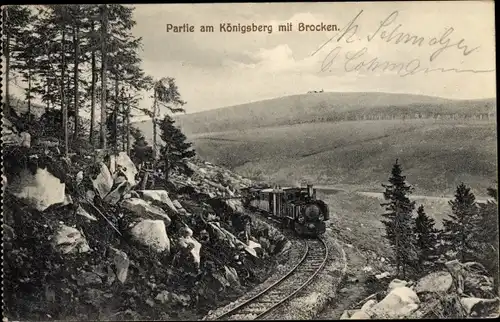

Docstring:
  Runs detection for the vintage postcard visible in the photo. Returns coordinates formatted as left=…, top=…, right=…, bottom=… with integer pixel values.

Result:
left=1, top=1, right=498, bottom=321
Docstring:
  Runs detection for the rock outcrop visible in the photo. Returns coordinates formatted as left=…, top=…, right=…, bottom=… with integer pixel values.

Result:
left=342, top=260, right=500, bottom=319
left=130, top=219, right=171, bottom=253
left=3, top=145, right=284, bottom=321
left=7, top=167, right=66, bottom=212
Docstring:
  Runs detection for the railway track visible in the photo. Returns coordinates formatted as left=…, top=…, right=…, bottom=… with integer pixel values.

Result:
left=213, top=237, right=328, bottom=320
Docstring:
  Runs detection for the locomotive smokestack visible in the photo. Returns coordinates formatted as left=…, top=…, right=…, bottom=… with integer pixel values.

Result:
left=307, top=184, right=313, bottom=197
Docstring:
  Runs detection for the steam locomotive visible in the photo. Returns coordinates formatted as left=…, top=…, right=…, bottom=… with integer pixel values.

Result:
left=241, top=184, right=329, bottom=236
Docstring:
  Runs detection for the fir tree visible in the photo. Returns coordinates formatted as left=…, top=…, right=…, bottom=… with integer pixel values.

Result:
left=442, top=182, right=480, bottom=263
left=158, top=114, right=196, bottom=180
left=130, top=127, right=153, bottom=167
left=476, top=187, right=499, bottom=289
left=381, top=159, right=416, bottom=279
left=414, top=204, right=440, bottom=273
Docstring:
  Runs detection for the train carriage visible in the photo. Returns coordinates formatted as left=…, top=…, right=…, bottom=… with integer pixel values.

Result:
left=244, top=184, right=329, bottom=237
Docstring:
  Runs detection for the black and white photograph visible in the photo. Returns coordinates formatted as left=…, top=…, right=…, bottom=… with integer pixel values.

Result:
left=1, top=2, right=498, bottom=321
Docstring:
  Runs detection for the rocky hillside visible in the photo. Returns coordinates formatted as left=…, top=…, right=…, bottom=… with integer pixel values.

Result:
left=2, top=130, right=290, bottom=320
left=340, top=260, right=499, bottom=319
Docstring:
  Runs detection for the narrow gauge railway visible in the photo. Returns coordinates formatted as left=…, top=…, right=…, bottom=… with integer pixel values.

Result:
left=212, top=238, right=328, bottom=321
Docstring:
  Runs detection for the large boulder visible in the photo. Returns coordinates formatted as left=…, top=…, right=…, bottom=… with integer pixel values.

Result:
left=129, top=219, right=170, bottom=254
left=388, top=279, right=408, bottom=291
left=108, top=152, right=138, bottom=186
left=208, top=222, right=258, bottom=258
left=415, top=271, right=454, bottom=295
left=103, top=174, right=133, bottom=205
left=51, top=224, right=90, bottom=254
left=122, top=198, right=172, bottom=225
left=367, top=286, right=420, bottom=319
left=109, top=247, right=130, bottom=284
left=178, top=226, right=202, bottom=269
left=92, top=162, right=114, bottom=199
left=445, top=260, right=496, bottom=298
left=8, top=167, right=66, bottom=212
left=138, top=190, right=178, bottom=214
left=460, top=297, right=500, bottom=317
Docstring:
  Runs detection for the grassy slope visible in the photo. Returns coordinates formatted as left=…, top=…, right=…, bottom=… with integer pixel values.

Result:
left=134, top=92, right=495, bottom=136
left=132, top=92, right=497, bottom=241
left=191, top=119, right=497, bottom=195
left=175, top=92, right=494, bottom=134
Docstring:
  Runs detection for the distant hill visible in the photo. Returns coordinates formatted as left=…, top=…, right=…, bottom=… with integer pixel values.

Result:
left=133, top=91, right=496, bottom=137
left=128, top=92, right=498, bottom=195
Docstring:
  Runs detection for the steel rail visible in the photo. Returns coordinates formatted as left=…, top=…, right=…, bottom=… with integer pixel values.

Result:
left=213, top=237, right=328, bottom=320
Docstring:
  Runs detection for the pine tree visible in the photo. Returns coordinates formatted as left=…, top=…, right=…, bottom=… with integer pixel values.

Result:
left=442, top=182, right=480, bottom=263
left=130, top=127, right=153, bottom=167
left=2, top=5, right=31, bottom=117
left=476, top=187, right=499, bottom=289
left=381, top=159, right=417, bottom=279
left=414, top=204, right=440, bottom=273
left=158, top=115, right=196, bottom=180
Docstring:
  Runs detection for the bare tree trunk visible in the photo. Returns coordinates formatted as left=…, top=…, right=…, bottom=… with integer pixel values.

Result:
left=61, top=27, right=69, bottom=156
left=27, top=69, right=31, bottom=122
left=152, top=88, right=157, bottom=160
left=3, top=9, right=11, bottom=117
left=99, top=4, right=108, bottom=150
left=90, top=45, right=96, bottom=145
left=114, top=77, right=119, bottom=153
left=121, top=90, right=125, bottom=151
left=73, top=21, right=80, bottom=140
left=126, top=93, right=131, bottom=155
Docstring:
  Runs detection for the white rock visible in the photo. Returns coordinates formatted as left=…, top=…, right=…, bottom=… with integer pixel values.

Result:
left=103, top=180, right=132, bottom=205
left=361, top=299, right=378, bottom=311
left=122, top=198, right=172, bottom=226
left=76, top=205, right=97, bottom=221
left=139, top=190, right=178, bottom=214
left=62, top=194, right=73, bottom=206
left=92, top=162, right=113, bottom=199
left=108, top=152, right=138, bottom=186
left=109, top=247, right=130, bottom=284
left=388, top=279, right=409, bottom=291
left=248, top=240, right=262, bottom=251
left=172, top=200, right=183, bottom=209
left=76, top=171, right=84, bottom=185
left=52, top=224, right=90, bottom=254
left=375, top=272, right=391, bottom=280
left=130, top=219, right=170, bottom=254
left=8, top=167, right=66, bottom=212
left=224, top=266, right=240, bottom=287
left=460, top=297, right=500, bottom=316
left=415, top=271, right=453, bottom=294
left=368, top=286, right=420, bottom=319
left=20, top=132, right=31, bottom=148
left=178, top=234, right=202, bottom=268
left=350, top=310, right=372, bottom=319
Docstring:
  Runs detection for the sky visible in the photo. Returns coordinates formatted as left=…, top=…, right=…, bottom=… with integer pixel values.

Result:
left=130, top=1, right=496, bottom=116
left=6, top=2, right=496, bottom=120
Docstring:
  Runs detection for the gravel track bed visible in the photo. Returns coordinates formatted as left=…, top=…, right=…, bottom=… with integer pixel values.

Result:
left=264, top=232, right=347, bottom=320
left=203, top=213, right=306, bottom=320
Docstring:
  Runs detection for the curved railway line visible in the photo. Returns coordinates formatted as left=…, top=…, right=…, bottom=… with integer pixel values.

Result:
left=212, top=238, right=328, bottom=320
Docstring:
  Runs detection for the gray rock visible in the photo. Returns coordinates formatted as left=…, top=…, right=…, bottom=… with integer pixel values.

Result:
left=109, top=247, right=130, bottom=284
left=8, top=167, right=66, bottom=212
left=122, top=198, right=172, bottom=225
left=76, top=271, right=103, bottom=286
left=92, top=162, right=113, bottom=199
left=415, top=271, right=453, bottom=294
left=130, top=219, right=170, bottom=254
left=51, top=224, right=90, bottom=254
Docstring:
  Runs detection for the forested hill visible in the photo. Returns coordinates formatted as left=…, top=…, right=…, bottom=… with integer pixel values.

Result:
left=133, top=92, right=496, bottom=136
